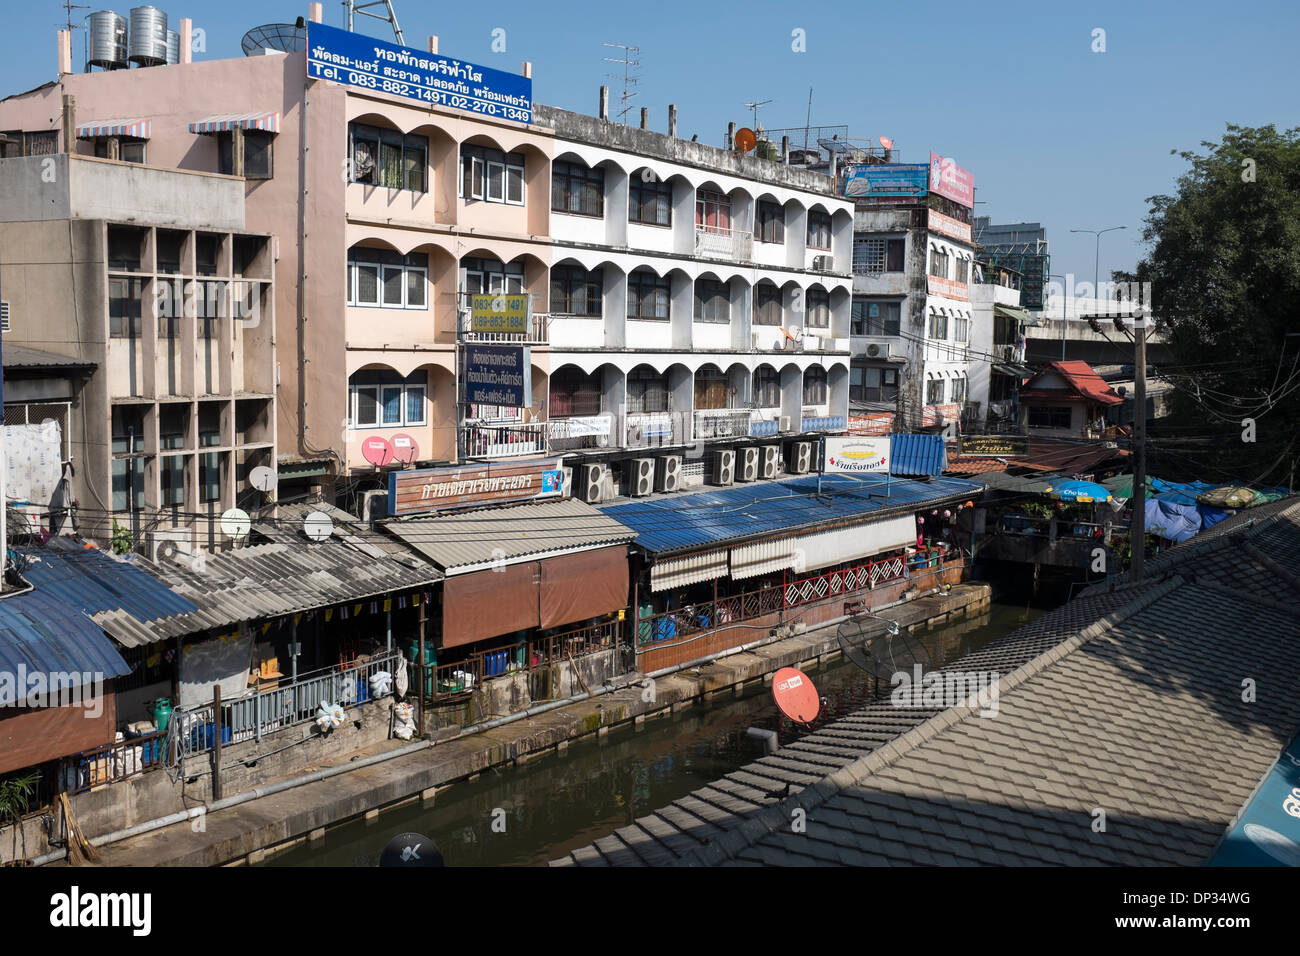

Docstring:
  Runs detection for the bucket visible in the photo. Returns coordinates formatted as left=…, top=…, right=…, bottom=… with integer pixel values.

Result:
left=153, top=698, right=173, bottom=735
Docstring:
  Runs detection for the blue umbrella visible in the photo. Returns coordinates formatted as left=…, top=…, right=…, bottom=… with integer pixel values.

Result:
left=1044, top=479, right=1113, bottom=503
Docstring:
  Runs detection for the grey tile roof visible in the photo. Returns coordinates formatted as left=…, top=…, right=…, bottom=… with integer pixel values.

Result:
left=554, top=497, right=1300, bottom=867
left=1, top=344, right=96, bottom=371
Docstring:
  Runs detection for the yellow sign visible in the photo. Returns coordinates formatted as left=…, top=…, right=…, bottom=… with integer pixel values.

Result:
left=471, top=293, right=530, bottom=334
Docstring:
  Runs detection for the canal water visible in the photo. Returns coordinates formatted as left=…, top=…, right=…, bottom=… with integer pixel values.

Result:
left=264, top=599, right=1044, bottom=867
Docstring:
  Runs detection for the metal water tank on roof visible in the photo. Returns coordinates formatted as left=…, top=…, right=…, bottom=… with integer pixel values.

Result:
left=87, top=10, right=128, bottom=70
left=165, top=29, right=179, bottom=64
left=128, top=6, right=168, bottom=65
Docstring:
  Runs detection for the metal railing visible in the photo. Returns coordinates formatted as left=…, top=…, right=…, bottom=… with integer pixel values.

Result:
left=636, top=585, right=784, bottom=648
left=625, top=410, right=691, bottom=449
left=63, top=731, right=167, bottom=794
left=695, top=225, right=753, bottom=262
left=546, top=414, right=614, bottom=452
left=693, top=408, right=754, bottom=440
left=463, top=420, right=548, bottom=458
left=783, top=554, right=908, bottom=607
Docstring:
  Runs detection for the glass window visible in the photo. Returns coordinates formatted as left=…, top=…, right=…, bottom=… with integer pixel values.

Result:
left=347, top=123, right=427, bottom=192
left=109, top=278, right=143, bottom=337
left=693, top=278, right=730, bottom=323
left=200, top=452, right=221, bottom=502
left=627, top=367, right=669, bottom=413
left=1028, top=405, right=1073, bottom=429
left=405, top=386, right=426, bottom=425
left=752, top=366, right=780, bottom=407
left=851, top=365, right=899, bottom=403
left=551, top=265, right=603, bottom=317
left=381, top=386, right=403, bottom=425
left=460, top=146, right=524, bottom=205
left=927, top=310, right=949, bottom=340
left=807, top=210, right=832, bottom=250
left=852, top=299, right=901, bottom=336
left=552, top=160, right=604, bottom=217
left=853, top=236, right=905, bottom=274
left=350, top=370, right=428, bottom=428
left=803, top=366, right=828, bottom=405
left=695, top=190, right=731, bottom=232
left=929, top=247, right=950, bottom=278
left=111, top=458, right=145, bottom=513
left=926, top=379, right=945, bottom=404
left=627, top=269, right=670, bottom=320
left=754, top=284, right=783, bottom=326
left=549, top=367, right=603, bottom=417
left=754, top=200, right=785, bottom=244
left=218, top=130, right=274, bottom=179
left=806, top=288, right=830, bottom=329
left=348, top=249, right=428, bottom=309
left=355, top=386, right=379, bottom=427
left=161, top=455, right=185, bottom=507
left=629, top=174, right=672, bottom=226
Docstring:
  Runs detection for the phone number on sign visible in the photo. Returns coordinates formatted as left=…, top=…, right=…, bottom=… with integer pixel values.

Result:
left=320, top=66, right=530, bottom=122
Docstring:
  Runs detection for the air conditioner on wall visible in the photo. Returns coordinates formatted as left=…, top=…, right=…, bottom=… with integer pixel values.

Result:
left=812, top=255, right=832, bottom=271
left=866, top=342, right=892, bottom=359
left=656, top=455, right=681, bottom=493
left=738, top=446, right=760, bottom=482
left=580, top=463, right=608, bottom=503
left=778, top=415, right=792, bottom=432
left=786, top=441, right=813, bottom=474
left=631, top=457, right=655, bottom=497
left=712, top=449, right=735, bottom=486
left=760, top=444, right=781, bottom=479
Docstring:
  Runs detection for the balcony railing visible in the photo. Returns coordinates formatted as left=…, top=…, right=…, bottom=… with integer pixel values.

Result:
left=625, top=410, right=691, bottom=449
left=800, top=415, right=847, bottom=433
left=695, top=225, right=753, bottom=262
left=457, top=293, right=548, bottom=344
left=693, top=408, right=755, bottom=440
left=547, top=414, right=615, bottom=452
left=464, top=420, right=548, bottom=458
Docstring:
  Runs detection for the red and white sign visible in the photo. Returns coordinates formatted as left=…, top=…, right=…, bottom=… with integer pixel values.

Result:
left=824, top=437, right=890, bottom=474
left=929, top=153, right=974, bottom=208
left=928, top=208, right=972, bottom=243
left=927, top=275, right=970, bottom=301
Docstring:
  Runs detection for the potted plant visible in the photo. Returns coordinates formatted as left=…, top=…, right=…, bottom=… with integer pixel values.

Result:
left=0, top=770, right=41, bottom=866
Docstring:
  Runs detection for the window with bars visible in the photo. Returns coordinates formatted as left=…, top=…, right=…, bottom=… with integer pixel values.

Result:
left=695, top=190, right=731, bottom=233
left=694, top=366, right=730, bottom=410
left=694, top=278, right=731, bottom=323
left=803, top=366, right=828, bottom=405
left=926, top=379, right=945, bottom=404
left=348, top=123, right=428, bottom=192
left=954, top=258, right=969, bottom=283
left=951, top=376, right=967, bottom=404
left=218, top=129, right=274, bottom=179
left=927, top=310, right=949, bottom=340
left=1028, top=405, right=1072, bottom=429
left=753, top=284, right=783, bottom=326
left=549, top=367, right=604, bottom=417
left=350, top=370, right=428, bottom=428
left=347, top=249, right=428, bottom=309
left=929, top=247, right=951, bottom=278
left=461, top=145, right=525, bottom=205
left=627, top=269, right=670, bottom=320
left=853, top=236, right=905, bottom=274
left=552, top=160, right=604, bottom=217
left=807, top=210, right=832, bottom=250
left=852, top=299, right=901, bottom=336
left=626, top=367, right=669, bottom=413
left=952, top=315, right=970, bottom=343
left=754, top=200, right=785, bottom=244
left=629, top=174, right=672, bottom=226
left=550, top=265, right=603, bottom=317
left=805, top=287, right=831, bottom=328
left=850, top=365, right=899, bottom=403
left=752, top=366, right=781, bottom=407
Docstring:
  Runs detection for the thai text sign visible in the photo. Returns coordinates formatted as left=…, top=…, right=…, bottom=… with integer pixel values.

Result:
left=959, top=434, right=1029, bottom=457
left=464, top=345, right=530, bottom=407
left=307, top=22, right=532, bottom=124
left=389, top=460, right=564, bottom=515
left=928, top=208, right=972, bottom=243
left=471, top=293, right=530, bottom=335
left=842, top=163, right=928, bottom=200
left=929, top=153, right=974, bottom=208
left=823, top=437, right=890, bottom=474
left=927, top=275, right=969, bottom=300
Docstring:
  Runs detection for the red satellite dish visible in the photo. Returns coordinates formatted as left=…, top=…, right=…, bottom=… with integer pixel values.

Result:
left=879, top=136, right=894, bottom=150
left=771, top=667, right=820, bottom=724
left=361, top=435, right=394, bottom=467
left=734, top=127, right=757, bottom=153
left=390, top=433, right=419, bottom=464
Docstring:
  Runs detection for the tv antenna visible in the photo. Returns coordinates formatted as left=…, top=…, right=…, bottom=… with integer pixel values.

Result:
left=744, top=98, right=772, bottom=133
left=602, top=42, right=640, bottom=124
left=343, top=0, right=404, bottom=45
left=61, top=0, right=89, bottom=32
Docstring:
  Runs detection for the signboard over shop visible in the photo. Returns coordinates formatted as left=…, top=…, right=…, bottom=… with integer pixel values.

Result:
left=823, top=437, right=890, bottom=474
left=928, top=208, right=972, bottom=243
left=463, top=345, right=530, bottom=407
left=929, top=153, right=975, bottom=208
left=470, top=293, right=531, bottom=335
left=959, top=434, right=1029, bottom=457
left=389, top=459, right=564, bottom=515
left=307, top=22, right=533, bottom=124
left=842, top=163, right=928, bottom=200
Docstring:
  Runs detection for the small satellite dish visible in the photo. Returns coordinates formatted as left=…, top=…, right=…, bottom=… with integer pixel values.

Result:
left=248, top=465, right=276, bottom=493
left=734, top=127, right=757, bottom=153
left=771, top=667, right=820, bottom=725
left=879, top=135, right=894, bottom=150
left=362, top=436, right=395, bottom=467
left=390, top=433, right=420, bottom=465
left=220, top=507, right=251, bottom=541
left=303, top=510, right=334, bottom=542
left=836, top=617, right=930, bottom=683
left=241, top=22, right=307, bottom=57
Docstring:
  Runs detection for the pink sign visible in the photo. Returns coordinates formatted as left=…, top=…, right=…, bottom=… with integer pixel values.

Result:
left=929, top=152, right=974, bottom=208
left=390, top=433, right=420, bottom=464
left=361, top=435, right=394, bottom=467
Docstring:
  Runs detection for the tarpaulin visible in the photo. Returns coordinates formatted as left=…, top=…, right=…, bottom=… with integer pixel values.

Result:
left=538, top=547, right=628, bottom=629
left=0, top=693, right=117, bottom=776
left=1144, top=498, right=1201, bottom=543
left=442, top=562, right=539, bottom=649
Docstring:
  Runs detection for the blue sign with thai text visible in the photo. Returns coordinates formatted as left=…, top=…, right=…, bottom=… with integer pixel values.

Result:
left=464, top=345, right=531, bottom=408
left=842, top=163, right=928, bottom=200
left=1209, top=730, right=1300, bottom=866
left=307, top=22, right=532, bottom=124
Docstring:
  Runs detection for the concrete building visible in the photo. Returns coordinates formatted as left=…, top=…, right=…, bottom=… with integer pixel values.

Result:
left=973, top=218, right=1049, bottom=311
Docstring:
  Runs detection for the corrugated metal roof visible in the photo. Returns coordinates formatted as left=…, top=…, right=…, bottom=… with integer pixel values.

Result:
left=0, top=587, right=131, bottom=704
left=600, top=473, right=984, bottom=556
left=1, top=344, right=97, bottom=371
left=888, top=433, right=948, bottom=476
left=384, top=497, right=636, bottom=573
left=16, top=541, right=198, bottom=624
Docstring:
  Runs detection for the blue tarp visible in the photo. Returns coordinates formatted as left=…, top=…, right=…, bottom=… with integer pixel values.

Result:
left=0, top=588, right=131, bottom=705
left=1144, top=498, right=1201, bottom=543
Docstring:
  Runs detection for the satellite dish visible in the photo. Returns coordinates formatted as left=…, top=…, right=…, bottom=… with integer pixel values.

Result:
left=879, top=136, right=894, bottom=150
left=734, top=127, right=757, bottom=153
left=248, top=465, right=276, bottom=493
left=220, top=507, right=251, bottom=541
left=836, top=616, right=930, bottom=683
left=771, top=667, right=820, bottom=725
left=390, top=433, right=420, bottom=464
left=303, top=510, right=334, bottom=542
left=241, top=23, right=307, bottom=57
left=362, top=436, right=395, bottom=467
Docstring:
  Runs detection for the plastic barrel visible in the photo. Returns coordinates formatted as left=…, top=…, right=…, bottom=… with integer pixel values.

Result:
left=153, top=698, right=173, bottom=734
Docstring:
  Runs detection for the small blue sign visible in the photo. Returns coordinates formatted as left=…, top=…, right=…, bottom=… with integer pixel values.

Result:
left=842, top=163, right=928, bottom=200
left=1209, top=731, right=1300, bottom=866
left=307, top=22, right=532, bottom=124
left=541, top=470, right=562, bottom=494
left=464, top=345, right=531, bottom=408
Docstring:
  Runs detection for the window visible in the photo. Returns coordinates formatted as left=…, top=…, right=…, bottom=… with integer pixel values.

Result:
left=929, top=247, right=950, bottom=279
left=110, top=459, right=145, bottom=512
left=461, top=145, right=525, bottom=205
left=803, top=366, right=828, bottom=406
left=752, top=366, right=780, bottom=407
left=218, top=129, right=274, bottom=179
left=350, top=370, right=428, bottom=428
left=627, top=269, right=670, bottom=320
left=754, top=200, right=785, bottom=244
left=196, top=235, right=221, bottom=276
left=109, top=278, right=143, bottom=337
left=952, top=314, right=970, bottom=343
left=926, top=379, right=945, bottom=405
left=852, top=300, right=901, bottom=336
left=927, top=310, right=949, bottom=340
left=805, top=288, right=830, bottom=329
left=954, top=258, right=969, bottom=283
left=160, top=455, right=185, bottom=507
left=200, top=452, right=221, bottom=503
left=93, top=137, right=146, bottom=164
left=461, top=257, right=525, bottom=296
left=627, top=367, right=669, bottom=413
left=693, top=278, right=730, bottom=323
left=753, top=284, right=783, bottom=326
left=1028, top=405, right=1073, bottom=429
left=853, top=236, right=905, bottom=274
left=850, top=365, right=899, bottom=404
left=695, top=190, right=731, bottom=233
left=2, top=130, right=57, bottom=158
left=951, top=376, right=967, bottom=404
left=347, top=123, right=428, bottom=192
left=629, top=174, right=672, bottom=226
left=347, top=249, right=428, bottom=309
left=552, top=160, right=604, bottom=217
left=550, top=265, right=603, bottom=317
left=108, top=227, right=143, bottom=272
left=694, top=366, right=729, bottom=410
left=549, top=367, right=603, bottom=417
left=807, top=210, right=832, bottom=250
left=157, top=232, right=184, bottom=274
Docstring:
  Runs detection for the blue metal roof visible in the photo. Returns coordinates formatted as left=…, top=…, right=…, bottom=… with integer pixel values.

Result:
left=599, top=472, right=984, bottom=555
left=15, top=542, right=198, bottom=624
left=888, top=433, right=948, bottom=477
left=0, top=587, right=131, bottom=704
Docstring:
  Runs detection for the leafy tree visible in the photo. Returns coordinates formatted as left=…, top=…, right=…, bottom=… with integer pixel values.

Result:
left=1122, top=124, right=1300, bottom=488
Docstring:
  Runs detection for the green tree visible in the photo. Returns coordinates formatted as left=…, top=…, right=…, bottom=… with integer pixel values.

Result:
left=1123, top=124, right=1300, bottom=487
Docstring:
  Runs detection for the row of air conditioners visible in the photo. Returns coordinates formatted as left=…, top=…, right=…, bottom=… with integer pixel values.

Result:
left=576, top=439, right=815, bottom=501
left=578, top=454, right=683, bottom=503
left=712, top=441, right=813, bottom=486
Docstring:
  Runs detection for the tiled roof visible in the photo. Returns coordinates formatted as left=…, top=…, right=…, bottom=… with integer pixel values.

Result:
left=944, top=456, right=1011, bottom=476
left=1019, top=360, right=1123, bottom=405
left=1, top=344, right=97, bottom=372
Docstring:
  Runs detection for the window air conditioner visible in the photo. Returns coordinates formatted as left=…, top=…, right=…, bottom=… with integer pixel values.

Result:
left=778, top=415, right=792, bottom=432
left=812, top=255, right=832, bottom=271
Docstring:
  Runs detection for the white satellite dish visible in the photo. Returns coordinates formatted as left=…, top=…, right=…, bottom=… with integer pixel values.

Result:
left=249, top=465, right=276, bottom=493
left=303, top=510, right=334, bottom=542
left=220, top=507, right=252, bottom=540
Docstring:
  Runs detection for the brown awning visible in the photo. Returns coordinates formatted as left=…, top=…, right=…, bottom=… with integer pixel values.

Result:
left=539, top=546, right=628, bottom=629
left=0, top=694, right=118, bottom=776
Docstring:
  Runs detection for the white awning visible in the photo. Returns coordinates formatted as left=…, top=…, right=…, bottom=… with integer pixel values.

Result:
left=730, top=538, right=797, bottom=581
left=651, top=549, right=728, bottom=592
left=791, top=515, right=916, bottom=572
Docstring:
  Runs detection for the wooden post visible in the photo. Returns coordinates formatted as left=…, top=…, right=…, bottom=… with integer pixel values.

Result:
left=417, top=596, right=427, bottom=731
left=211, top=684, right=223, bottom=801
left=232, top=125, right=245, bottom=178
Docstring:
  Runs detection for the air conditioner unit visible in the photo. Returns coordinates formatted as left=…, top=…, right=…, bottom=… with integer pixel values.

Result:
left=812, top=255, right=832, bottom=271
left=711, top=449, right=735, bottom=486
left=580, top=463, right=608, bottom=503
left=866, top=342, right=890, bottom=359
left=738, top=446, right=759, bottom=482
left=760, top=444, right=780, bottom=479
left=786, top=441, right=813, bottom=474
left=656, top=455, right=681, bottom=493
left=631, top=457, right=655, bottom=497
left=360, top=489, right=389, bottom=526
left=778, top=415, right=792, bottom=432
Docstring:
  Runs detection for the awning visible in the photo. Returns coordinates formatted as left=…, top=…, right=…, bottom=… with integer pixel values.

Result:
left=992, top=361, right=1034, bottom=378
left=76, top=118, right=151, bottom=139
left=889, top=432, right=947, bottom=477
left=189, top=111, right=281, bottom=134
left=731, top=539, right=796, bottom=581
left=650, top=549, right=729, bottom=592
left=995, top=304, right=1043, bottom=327
left=792, top=515, right=916, bottom=572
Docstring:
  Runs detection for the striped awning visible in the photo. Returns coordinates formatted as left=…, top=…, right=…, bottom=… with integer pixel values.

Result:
left=791, top=516, right=916, bottom=573
left=76, top=118, right=151, bottom=139
left=730, top=538, right=797, bottom=581
left=189, top=111, right=281, bottom=134
left=650, top=549, right=728, bottom=592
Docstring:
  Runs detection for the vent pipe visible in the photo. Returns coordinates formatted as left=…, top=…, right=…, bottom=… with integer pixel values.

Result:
left=599, top=86, right=609, bottom=121
left=639, top=107, right=648, bottom=130
left=427, top=36, right=437, bottom=53
left=668, top=104, right=677, bottom=138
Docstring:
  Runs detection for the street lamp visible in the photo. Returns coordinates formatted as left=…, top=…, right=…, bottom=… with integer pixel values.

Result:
left=1070, top=225, right=1127, bottom=311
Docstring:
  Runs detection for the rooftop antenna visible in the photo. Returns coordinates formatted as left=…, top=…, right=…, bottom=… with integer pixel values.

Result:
left=602, top=42, right=640, bottom=124
left=803, top=87, right=813, bottom=153
left=343, top=0, right=404, bottom=45
left=744, top=98, right=772, bottom=133
left=61, top=0, right=89, bottom=32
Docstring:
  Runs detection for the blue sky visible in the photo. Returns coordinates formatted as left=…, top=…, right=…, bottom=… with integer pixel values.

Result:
left=5, top=0, right=1297, bottom=286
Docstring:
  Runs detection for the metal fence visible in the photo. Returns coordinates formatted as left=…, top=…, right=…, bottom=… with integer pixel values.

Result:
left=63, top=731, right=167, bottom=794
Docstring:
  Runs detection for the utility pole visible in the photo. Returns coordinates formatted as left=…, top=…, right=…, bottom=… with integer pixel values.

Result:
left=1129, top=309, right=1148, bottom=582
